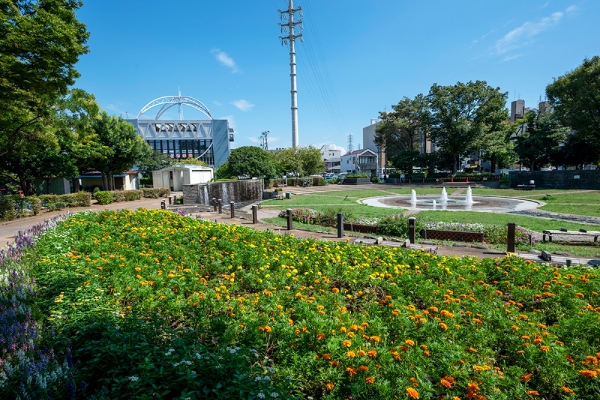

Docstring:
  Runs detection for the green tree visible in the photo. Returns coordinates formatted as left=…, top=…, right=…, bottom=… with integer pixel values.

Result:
left=92, top=112, right=151, bottom=190
left=375, top=94, right=429, bottom=167
left=274, top=146, right=325, bottom=176
left=546, top=56, right=600, bottom=155
left=225, top=146, right=277, bottom=178
left=0, top=0, right=89, bottom=158
left=297, top=146, right=325, bottom=175
left=428, top=81, right=508, bottom=173
left=513, top=111, right=567, bottom=171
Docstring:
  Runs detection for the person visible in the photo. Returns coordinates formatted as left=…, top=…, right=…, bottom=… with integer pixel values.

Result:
left=282, top=174, right=287, bottom=186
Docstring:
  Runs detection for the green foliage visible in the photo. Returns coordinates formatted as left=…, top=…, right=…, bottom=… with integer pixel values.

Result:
left=92, top=112, right=151, bottom=190
left=345, top=173, right=368, bottom=178
left=274, top=146, right=325, bottom=176
left=513, top=111, right=568, bottom=171
left=547, top=56, right=600, bottom=164
left=25, top=209, right=600, bottom=398
left=226, top=146, right=277, bottom=178
left=39, top=192, right=92, bottom=210
left=70, top=318, right=296, bottom=399
left=375, top=95, right=430, bottom=167
left=428, top=81, right=508, bottom=172
left=141, top=187, right=171, bottom=198
left=93, top=191, right=114, bottom=205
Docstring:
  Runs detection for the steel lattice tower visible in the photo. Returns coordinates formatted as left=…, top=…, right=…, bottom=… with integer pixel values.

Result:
left=279, top=0, right=303, bottom=148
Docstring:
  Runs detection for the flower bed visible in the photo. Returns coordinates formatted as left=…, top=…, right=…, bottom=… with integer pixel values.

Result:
left=8, top=209, right=600, bottom=399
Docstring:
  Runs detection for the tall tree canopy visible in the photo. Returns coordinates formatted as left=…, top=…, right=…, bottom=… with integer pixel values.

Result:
left=546, top=56, right=600, bottom=157
left=92, top=112, right=150, bottom=190
left=273, top=146, right=325, bottom=176
left=224, top=146, right=277, bottom=178
left=428, top=81, right=508, bottom=172
left=0, top=0, right=89, bottom=157
left=513, top=111, right=567, bottom=171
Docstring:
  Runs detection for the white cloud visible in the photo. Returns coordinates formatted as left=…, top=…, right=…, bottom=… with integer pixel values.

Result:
left=494, top=11, right=564, bottom=55
left=231, top=99, right=254, bottom=111
left=566, top=5, right=578, bottom=13
left=213, top=100, right=222, bottom=106
left=211, top=49, right=239, bottom=73
left=502, top=54, right=523, bottom=62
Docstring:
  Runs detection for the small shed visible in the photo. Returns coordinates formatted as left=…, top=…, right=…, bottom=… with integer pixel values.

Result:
left=152, top=165, right=213, bottom=191
left=79, top=170, right=140, bottom=191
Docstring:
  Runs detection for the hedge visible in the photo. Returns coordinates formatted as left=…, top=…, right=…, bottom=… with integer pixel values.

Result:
left=141, top=187, right=171, bottom=198
left=0, top=195, right=42, bottom=221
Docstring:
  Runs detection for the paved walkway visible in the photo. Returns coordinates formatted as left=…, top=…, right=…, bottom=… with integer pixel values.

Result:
left=2, top=186, right=598, bottom=267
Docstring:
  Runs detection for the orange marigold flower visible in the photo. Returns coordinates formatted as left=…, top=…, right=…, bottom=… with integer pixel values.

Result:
left=405, top=339, right=415, bottom=347
left=526, top=390, right=540, bottom=396
left=317, top=333, right=326, bottom=340
left=369, top=335, right=380, bottom=343
left=359, top=365, right=369, bottom=371
left=405, top=387, right=419, bottom=399
left=342, top=340, right=352, bottom=347
left=562, top=386, right=574, bottom=394
left=579, top=370, right=598, bottom=378
left=367, top=350, right=378, bottom=358
left=325, top=382, right=335, bottom=391
left=345, top=367, right=357, bottom=376
left=330, top=360, right=340, bottom=367
left=466, top=347, right=478, bottom=353
left=439, top=322, right=448, bottom=331
left=357, top=349, right=366, bottom=356
left=346, top=351, right=356, bottom=358
left=540, top=346, right=549, bottom=352
left=323, top=353, right=331, bottom=359
left=263, top=325, right=272, bottom=333
left=440, top=377, right=453, bottom=388
left=331, top=288, right=340, bottom=293
left=520, top=373, right=533, bottom=382
left=366, top=376, right=375, bottom=384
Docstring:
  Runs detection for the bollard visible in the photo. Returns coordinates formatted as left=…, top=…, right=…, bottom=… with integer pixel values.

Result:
left=212, top=198, right=217, bottom=212
left=173, top=195, right=177, bottom=205
left=566, top=259, right=572, bottom=267
left=507, top=222, right=516, bottom=253
left=408, top=217, right=416, bottom=244
left=168, top=197, right=172, bottom=205
left=252, top=205, right=258, bottom=224
left=218, top=199, right=222, bottom=214
left=337, top=212, right=344, bottom=238
left=160, top=200, right=166, bottom=210
left=230, top=201, right=235, bottom=218
left=18, top=230, right=23, bottom=237
left=286, top=209, right=293, bottom=230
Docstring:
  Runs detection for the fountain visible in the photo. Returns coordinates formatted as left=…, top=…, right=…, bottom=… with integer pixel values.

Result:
left=440, top=187, right=449, bottom=203
left=465, top=186, right=474, bottom=205
left=362, top=186, right=541, bottom=213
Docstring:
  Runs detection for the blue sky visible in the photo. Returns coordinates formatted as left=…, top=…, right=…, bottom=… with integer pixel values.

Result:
left=75, top=0, right=599, bottom=152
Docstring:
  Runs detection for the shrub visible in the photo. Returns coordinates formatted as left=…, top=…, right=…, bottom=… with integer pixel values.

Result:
left=39, top=194, right=61, bottom=210
left=345, top=173, right=368, bottom=178
left=111, top=191, right=126, bottom=202
left=94, top=191, right=114, bottom=205
left=125, top=190, right=142, bottom=201
left=71, top=191, right=92, bottom=207
left=140, top=177, right=153, bottom=187
left=142, top=187, right=171, bottom=198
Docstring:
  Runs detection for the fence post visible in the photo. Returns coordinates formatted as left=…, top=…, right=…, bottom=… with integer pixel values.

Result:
left=168, top=196, right=172, bottom=205
left=212, top=198, right=217, bottom=212
left=160, top=200, right=166, bottom=210
left=286, top=209, right=293, bottom=230
left=252, top=205, right=258, bottom=224
left=218, top=199, right=222, bottom=214
left=230, top=201, right=235, bottom=218
left=173, top=195, right=177, bottom=205
left=337, top=212, right=344, bottom=238
left=507, top=222, right=516, bottom=253
left=408, top=217, right=416, bottom=244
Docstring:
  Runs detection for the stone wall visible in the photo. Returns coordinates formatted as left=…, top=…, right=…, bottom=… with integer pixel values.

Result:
left=183, top=179, right=263, bottom=207
left=509, top=170, right=600, bottom=189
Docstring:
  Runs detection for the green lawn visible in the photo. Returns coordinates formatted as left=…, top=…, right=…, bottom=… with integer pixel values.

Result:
left=538, top=203, right=600, bottom=217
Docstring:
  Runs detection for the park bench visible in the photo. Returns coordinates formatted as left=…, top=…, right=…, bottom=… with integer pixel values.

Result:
left=542, top=229, right=600, bottom=242
left=517, top=180, right=536, bottom=190
left=517, top=184, right=535, bottom=190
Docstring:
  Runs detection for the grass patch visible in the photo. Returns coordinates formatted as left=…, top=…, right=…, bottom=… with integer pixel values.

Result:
left=263, top=216, right=336, bottom=234
left=538, top=203, right=600, bottom=217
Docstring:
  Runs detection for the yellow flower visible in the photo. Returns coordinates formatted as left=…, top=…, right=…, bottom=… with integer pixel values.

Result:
left=326, top=382, right=334, bottom=391
left=342, top=340, right=352, bottom=347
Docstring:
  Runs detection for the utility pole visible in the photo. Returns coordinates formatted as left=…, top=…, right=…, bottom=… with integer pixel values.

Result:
left=279, top=0, right=303, bottom=148
left=261, top=131, right=269, bottom=151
